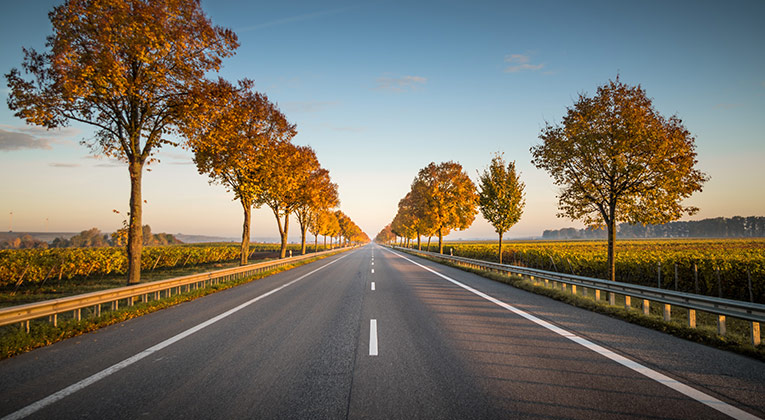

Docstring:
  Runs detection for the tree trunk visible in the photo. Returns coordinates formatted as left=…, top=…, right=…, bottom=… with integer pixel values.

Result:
left=324, top=235, right=327, bottom=250
left=300, top=224, right=307, bottom=255
left=498, top=232, right=503, bottom=265
left=314, top=234, right=318, bottom=253
left=280, top=214, right=290, bottom=258
left=240, top=200, right=251, bottom=265
left=417, top=232, right=421, bottom=250
left=126, top=161, right=143, bottom=285
left=427, top=236, right=431, bottom=252
left=438, top=227, right=444, bottom=254
left=607, top=205, right=617, bottom=282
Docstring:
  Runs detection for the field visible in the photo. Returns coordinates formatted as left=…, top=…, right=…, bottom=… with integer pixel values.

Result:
left=0, top=243, right=331, bottom=305
left=427, top=238, right=765, bottom=304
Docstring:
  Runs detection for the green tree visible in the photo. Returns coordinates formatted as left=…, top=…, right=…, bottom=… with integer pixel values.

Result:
left=411, top=161, right=478, bottom=254
left=181, top=79, right=294, bottom=265
left=5, top=0, right=238, bottom=284
left=477, top=154, right=526, bottom=264
left=531, top=77, right=708, bottom=282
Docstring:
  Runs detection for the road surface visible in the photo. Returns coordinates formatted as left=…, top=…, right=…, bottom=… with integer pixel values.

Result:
left=1, top=244, right=763, bottom=419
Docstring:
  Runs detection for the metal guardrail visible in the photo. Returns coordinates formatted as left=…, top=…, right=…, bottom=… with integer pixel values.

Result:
left=393, top=246, right=763, bottom=346
left=0, top=247, right=351, bottom=331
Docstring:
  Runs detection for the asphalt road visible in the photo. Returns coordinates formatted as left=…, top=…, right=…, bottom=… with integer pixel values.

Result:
left=0, top=243, right=763, bottom=419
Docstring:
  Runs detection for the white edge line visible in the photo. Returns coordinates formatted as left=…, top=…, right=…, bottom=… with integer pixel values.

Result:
left=369, top=319, right=378, bottom=356
left=383, top=248, right=760, bottom=420
left=2, top=253, right=351, bottom=420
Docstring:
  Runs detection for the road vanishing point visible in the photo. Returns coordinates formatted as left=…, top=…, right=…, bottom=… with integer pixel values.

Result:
left=1, top=244, right=763, bottom=419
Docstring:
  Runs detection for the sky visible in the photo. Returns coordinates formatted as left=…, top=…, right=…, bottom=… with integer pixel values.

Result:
left=1, top=0, right=764, bottom=242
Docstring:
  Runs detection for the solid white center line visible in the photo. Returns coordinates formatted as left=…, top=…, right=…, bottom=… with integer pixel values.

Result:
left=384, top=249, right=759, bottom=420
left=371, top=282, right=376, bottom=291
left=369, top=319, right=378, bottom=356
left=3, top=253, right=352, bottom=420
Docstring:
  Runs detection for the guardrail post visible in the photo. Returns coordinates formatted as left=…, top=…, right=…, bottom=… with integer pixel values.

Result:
left=717, top=315, right=726, bottom=336
left=112, top=301, right=118, bottom=311
left=595, top=289, right=601, bottom=301
left=752, top=322, right=761, bottom=346
left=74, top=308, right=81, bottom=322
left=23, top=320, right=29, bottom=333
left=582, top=287, right=587, bottom=297
left=127, top=296, right=134, bottom=307
left=624, top=296, right=631, bottom=310
left=642, top=299, right=650, bottom=316
left=663, top=304, right=671, bottom=322
left=51, top=314, right=57, bottom=328
left=571, top=284, right=577, bottom=295
left=95, top=304, right=101, bottom=317
left=687, top=309, right=696, bottom=328
left=609, top=292, right=615, bottom=306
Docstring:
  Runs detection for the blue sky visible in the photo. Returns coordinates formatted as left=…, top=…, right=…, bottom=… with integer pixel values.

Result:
left=1, top=0, right=764, bottom=241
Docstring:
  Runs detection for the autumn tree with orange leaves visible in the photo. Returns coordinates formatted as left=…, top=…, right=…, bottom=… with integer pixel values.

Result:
left=531, top=77, right=708, bottom=282
left=374, top=224, right=396, bottom=244
left=410, top=161, right=478, bottom=254
left=255, top=143, right=319, bottom=258
left=5, top=0, right=238, bottom=284
left=295, top=167, right=339, bottom=254
left=308, top=209, right=332, bottom=252
left=180, top=79, right=295, bottom=265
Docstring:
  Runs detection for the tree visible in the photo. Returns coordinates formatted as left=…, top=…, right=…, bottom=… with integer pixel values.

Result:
left=255, top=143, right=317, bottom=258
left=335, top=210, right=351, bottom=246
left=181, top=79, right=294, bottom=265
left=375, top=224, right=396, bottom=244
left=294, top=167, right=339, bottom=254
left=6, top=0, right=238, bottom=284
left=531, top=77, right=708, bottom=282
left=321, top=211, right=341, bottom=249
left=410, top=161, right=478, bottom=254
left=477, top=154, right=526, bottom=264
left=392, top=194, right=419, bottom=248
left=309, top=209, right=332, bottom=252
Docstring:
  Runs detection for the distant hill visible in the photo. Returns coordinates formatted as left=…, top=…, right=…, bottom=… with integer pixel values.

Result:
left=0, top=231, right=77, bottom=243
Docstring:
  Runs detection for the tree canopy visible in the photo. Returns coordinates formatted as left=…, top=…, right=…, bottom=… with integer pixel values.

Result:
left=181, top=78, right=295, bottom=265
left=295, top=167, right=339, bottom=254
left=477, top=154, right=525, bottom=264
left=531, top=77, right=708, bottom=281
left=5, top=0, right=238, bottom=284
left=410, top=161, right=478, bottom=254
left=254, top=143, right=319, bottom=258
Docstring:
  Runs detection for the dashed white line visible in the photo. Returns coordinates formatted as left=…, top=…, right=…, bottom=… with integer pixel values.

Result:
left=2, top=253, right=352, bottom=420
left=383, top=248, right=759, bottom=420
left=371, top=268, right=375, bottom=274
left=371, top=282, right=376, bottom=291
left=369, top=319, right=378, bottom=356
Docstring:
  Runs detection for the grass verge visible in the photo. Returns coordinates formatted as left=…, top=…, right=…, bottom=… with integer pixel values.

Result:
left=0, top=252, right=340, bottom=360
left=407, top=250, right=765, bottom=362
